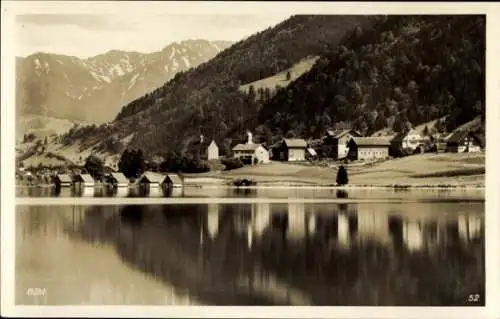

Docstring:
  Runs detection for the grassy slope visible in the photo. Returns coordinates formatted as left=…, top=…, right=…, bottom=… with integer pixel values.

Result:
left=193, top=153, right=485, bottom=186
left=239, top=56, right=320, bottom=95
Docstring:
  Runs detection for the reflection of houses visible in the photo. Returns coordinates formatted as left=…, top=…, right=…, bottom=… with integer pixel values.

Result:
left=458, top=215, right=482, bottom=242
left=207, top=204, right=220, bottom=239
left=445, top=130, right=483, bottom=153
left=53, top=174, right=73, bottom=188
left=251, top=203, right=271, bottom=237
left=107, top=172, right=130, bottom=188
left=346, top=137, right=390, bottom=161
left=402, top=220, right=424, bottom=252
left=271, top=138, right=308, bottom=162
left=323, top=129, right=362, bottom=159
left=73, top=173, right=95, bottom=188
left=337, top=214, right=351, bottom=248
left=286, top=203, right=306, bottom=239
left=356, top=205, right=390, bottom=245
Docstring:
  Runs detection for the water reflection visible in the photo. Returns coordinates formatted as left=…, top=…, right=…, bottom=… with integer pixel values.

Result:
left=16, top=201, right=485, bottom=306
left=17, top=186, right=485, bottom=202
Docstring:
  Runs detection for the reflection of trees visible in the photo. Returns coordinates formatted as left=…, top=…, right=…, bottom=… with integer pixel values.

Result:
left=71, top=204, right=279, bottom=305
left=68, top=202, right=485, bottom=306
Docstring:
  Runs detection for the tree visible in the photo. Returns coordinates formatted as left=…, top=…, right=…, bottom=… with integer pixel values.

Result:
left=423, top=125, right=429, bottom=136
left=118, top=149, right=145, bottom=178
left=336, top=165, right=349, bottom=186
left=84, top=155, right=104, bottom=179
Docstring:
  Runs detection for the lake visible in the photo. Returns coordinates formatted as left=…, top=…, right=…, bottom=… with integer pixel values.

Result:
left=15, top=188, right=485, bottom=306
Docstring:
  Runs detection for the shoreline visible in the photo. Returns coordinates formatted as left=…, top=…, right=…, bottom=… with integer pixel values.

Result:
left=15, top=182, right=485, bottom=190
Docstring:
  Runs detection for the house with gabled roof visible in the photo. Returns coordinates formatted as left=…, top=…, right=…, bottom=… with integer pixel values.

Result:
left=232, top=131, right=269, bottom=164
left=271, top=138, right=308, bottom=162
left=53, top=173, right=73, bottom=188
left=323, top=128, right=363, bottom=159
left=390, top=129, right=425, bottom=155
left=446, top=130, right=483, bottom=153
left=136, top=171, right=167, bottom=187
left=346, top=137, right=391, bottom=161
left=107, top=172, right=130, bottom=188
left=73, top=173, right=95, bottom=187
left=165, top=173, right=183, bottom=188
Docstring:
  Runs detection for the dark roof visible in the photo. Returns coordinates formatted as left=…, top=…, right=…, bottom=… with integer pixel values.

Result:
left=350, top=137, right=391, bottom=146
left=283, top=138, right=308, bottom=148
left=446, top=130, right=482, bottom=145
left=326, top=129, right=362, bottom=139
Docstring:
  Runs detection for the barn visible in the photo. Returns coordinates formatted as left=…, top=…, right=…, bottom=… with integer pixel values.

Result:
left=346, top=137, right=390, bottom=161
left=322, top=129, right=363, bottom=159
left=271, top=138, right=308, bottom=162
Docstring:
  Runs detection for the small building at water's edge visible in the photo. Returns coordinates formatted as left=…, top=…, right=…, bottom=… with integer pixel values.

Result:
left=107, top=172, right=130, bottom=188
left=73, top=173, right=95, bottom=187
left=53, top=174, right=73, bottom=188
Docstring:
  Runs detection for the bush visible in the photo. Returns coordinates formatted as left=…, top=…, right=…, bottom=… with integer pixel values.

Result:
left=221, top=157, right=245, bottom=170
left=233, top=178, right=257, bottom=187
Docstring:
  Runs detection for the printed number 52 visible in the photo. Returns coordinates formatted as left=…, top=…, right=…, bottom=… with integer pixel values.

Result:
left=468, top=294, right=480, bottom=302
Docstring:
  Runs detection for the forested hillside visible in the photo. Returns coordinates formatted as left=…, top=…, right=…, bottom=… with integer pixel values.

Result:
left=257, top=15, right=485, bottom=139
left=62, top=15, right=485, bottom=161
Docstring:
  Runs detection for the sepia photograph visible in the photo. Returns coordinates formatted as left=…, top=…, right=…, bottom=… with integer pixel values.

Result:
left=1, top=1, right=499, bottom=318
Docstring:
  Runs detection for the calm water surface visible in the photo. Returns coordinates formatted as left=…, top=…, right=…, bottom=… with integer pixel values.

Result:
left=16, top=191, right=484, bottom=306
left=16, top=185, right=485, bottom=201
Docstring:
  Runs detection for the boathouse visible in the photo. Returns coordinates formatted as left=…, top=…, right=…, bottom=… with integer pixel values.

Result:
left=107, top=172, right=130, bottom=188
left=73, top=173, right=95, bottom=187
left=53, top=174, right=73, bottom=188
left=165, top=173, right=183, bottom=188
left=136, top=171, right=167, bottom=187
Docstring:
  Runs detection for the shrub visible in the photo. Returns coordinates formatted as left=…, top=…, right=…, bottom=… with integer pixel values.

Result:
left=221, top=158, right=245, bottom=170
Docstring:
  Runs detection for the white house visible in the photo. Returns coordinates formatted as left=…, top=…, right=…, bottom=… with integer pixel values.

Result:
left=232, top=131, right=270, bottom=164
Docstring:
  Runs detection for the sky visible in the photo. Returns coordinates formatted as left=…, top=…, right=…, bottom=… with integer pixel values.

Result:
left=15, top=13, right=291, bottom=58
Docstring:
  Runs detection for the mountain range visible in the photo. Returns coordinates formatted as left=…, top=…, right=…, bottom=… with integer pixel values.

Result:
left=16, top=39, right=232, bottom=137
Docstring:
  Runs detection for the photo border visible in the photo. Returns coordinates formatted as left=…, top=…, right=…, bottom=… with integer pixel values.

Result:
left=2, top=1, right=499, bottom=318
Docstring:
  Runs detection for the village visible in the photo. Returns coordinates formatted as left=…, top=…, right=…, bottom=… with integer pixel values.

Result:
left=15, top=118, right=485, bottom=192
